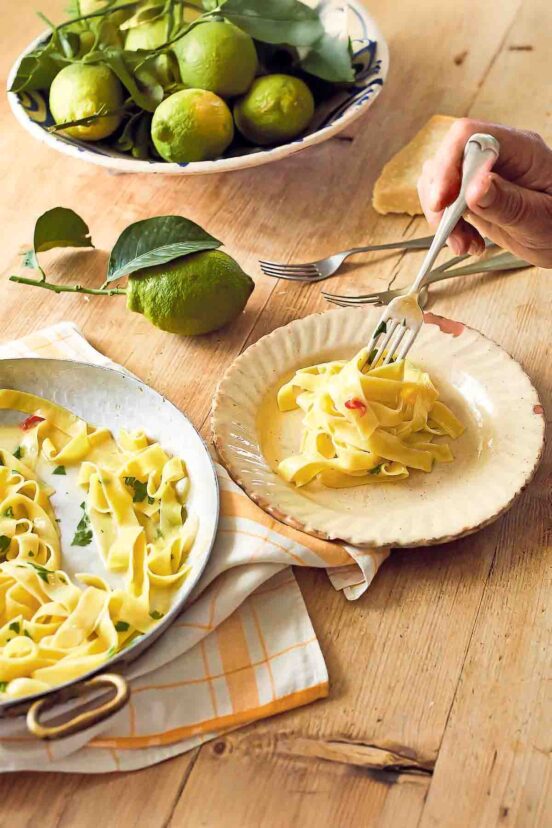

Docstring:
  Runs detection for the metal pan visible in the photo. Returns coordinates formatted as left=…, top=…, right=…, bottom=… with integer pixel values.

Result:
left=0, top=359, right=219, bottom=739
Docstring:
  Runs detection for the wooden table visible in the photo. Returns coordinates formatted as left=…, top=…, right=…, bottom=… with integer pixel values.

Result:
left=0, top=1, right=550, bottom=825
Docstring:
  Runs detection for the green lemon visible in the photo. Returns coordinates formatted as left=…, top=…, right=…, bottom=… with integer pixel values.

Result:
left=151, top=88, right=234, bottom=162
left=173, top=21, right=257, bottom=98
left=234, top=74, right=315, bottom=146
left=49, top=63, right=124, bottom=141
left=124, top=16, right=169, bottom=50
left=127, top=250, right=255, bottom=335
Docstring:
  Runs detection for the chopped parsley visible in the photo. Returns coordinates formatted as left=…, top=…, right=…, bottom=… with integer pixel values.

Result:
left=28, top=561, right=52, bottom=583
left=369, top=464, right=383, bottom=475
left=3, top=507, right=13, bottom=518
left=53, top=465, right=66, bottom=475
left=0, top=535, right=11, bottom=561
left=8, top=621, right=20, bottom=634
left=71, top=502, right=93, bottom=547
left=374, top=320, right=387, bottom=338
left=107, top=646, right=117, bottom=658
left=0, top=682, right=7, bottom=692
left=124, top=476, right=154, bottom=505
left=115, top=620, right=130, bottom=632
left=28, top=551, right=34, bottom=557
left=24, top=630, right=32, bottom=639
left=149, top=610, right=164, bottom=621
left=13, top=446, right=23, bottom=459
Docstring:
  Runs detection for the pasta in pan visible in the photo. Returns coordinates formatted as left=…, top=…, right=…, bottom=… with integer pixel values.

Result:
left=0, top=391, right=196, bottom=700
left=277, top=349, right=465, bottom=488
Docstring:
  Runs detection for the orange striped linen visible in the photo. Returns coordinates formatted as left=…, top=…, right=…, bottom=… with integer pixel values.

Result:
left=0, top=323, right=389, bottom=773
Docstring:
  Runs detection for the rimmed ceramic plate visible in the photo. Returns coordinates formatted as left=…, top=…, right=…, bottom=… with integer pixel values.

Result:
left=7, top=1, right=388, bottom=175
left=212, top=307, right=545, bottom=548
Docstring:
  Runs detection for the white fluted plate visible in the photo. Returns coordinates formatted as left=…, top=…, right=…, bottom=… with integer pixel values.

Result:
left=212, top=307, right=545, bottom=548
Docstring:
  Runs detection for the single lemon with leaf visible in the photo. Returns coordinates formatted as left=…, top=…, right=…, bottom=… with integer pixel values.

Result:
left=151, top=88, right=234, bottom=163
left=173, top=20, right=257, bottom=98
left=127, top=251, right=254, bottom=335
left=10, top=210, right=255, bottom=337
left=234, top=74, right=315, bottom=146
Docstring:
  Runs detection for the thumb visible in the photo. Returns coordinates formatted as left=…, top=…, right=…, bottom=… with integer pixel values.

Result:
left=466, top=171, right=552, bottom=238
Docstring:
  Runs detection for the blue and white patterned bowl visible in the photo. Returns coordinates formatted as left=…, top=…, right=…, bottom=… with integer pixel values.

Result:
left=7, top=1, right=388, bottom=176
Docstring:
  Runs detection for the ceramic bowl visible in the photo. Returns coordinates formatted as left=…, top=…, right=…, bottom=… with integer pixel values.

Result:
left=7, top=1, right=388, bottom=175
left=212, top=307, right=545, bottom=548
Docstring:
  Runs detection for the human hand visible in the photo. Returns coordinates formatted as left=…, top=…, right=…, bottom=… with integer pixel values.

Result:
left=417, top=119, right=552, bottom=267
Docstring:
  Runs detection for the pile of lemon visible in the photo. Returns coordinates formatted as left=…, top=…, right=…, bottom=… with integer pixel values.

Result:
left=49, top=1, right=316, bottom=163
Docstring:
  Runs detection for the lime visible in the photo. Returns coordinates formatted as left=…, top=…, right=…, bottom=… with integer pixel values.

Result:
left=127, top=250, right=255, bottom=335
left=151, top=88, right=234, bottom=162
left=234, top=74, right=315, bottom=146
left=173, top=21, right=257, bottom=98
left=49, top=63, right=124, bottom=141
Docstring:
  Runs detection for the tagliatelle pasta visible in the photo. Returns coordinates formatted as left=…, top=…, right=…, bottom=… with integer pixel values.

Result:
left=0, top=391, right=197, bottom=700
left=277, top=349, right=465, bottom=488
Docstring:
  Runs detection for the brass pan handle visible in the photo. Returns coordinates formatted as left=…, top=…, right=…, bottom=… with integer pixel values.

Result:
left=27, top=673, right=130, bottom=740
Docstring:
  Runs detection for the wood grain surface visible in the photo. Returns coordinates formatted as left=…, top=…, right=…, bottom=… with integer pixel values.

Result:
left=0, top=1, right=550, bottom=826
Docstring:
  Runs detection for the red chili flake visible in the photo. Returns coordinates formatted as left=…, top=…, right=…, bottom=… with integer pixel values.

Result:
left=20, top=415, right=45, bottom=431
left=344, top=398, right=367, bottom=416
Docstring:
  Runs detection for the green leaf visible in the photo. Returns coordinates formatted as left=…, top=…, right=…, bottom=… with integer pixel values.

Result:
left=4, top=507, right=14, bottom=518
left=106, top=216, right=221, bottom=283
left=124, top=476, right=148, bottom=503
left=0, top=535, right=11, bottom=559
left=72, top=502, right=93, bottom=547
left=53, top=465, right=67, bottom=475
left=149, top=610, right=164, bottom=620
left=9, top=38, right=66, bottom=93
left=300, top=32, right=355, bottom=82
left=28, top=561, right=52, bottom=583
left=33, top=207, right=93, bottom=255
left=115, top=620, right=130, bottom=632
left=13, top=446, right=23, bottom=460
left=86, top=47, right=164, bottom=111
left=0, top=682, right=7, bottom=692
left=220, top=0, right=324, bottom=46
left=8, top=621, right=20, bottom=634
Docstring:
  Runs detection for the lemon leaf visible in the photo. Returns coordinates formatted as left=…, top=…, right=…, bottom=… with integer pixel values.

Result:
left=300, top=32, right=355, bottom=83
left=106, top=216, right=222, bottom=283
left=219, top=0, right=324, bottom=47
left=33, top=207, right=94, bottom=255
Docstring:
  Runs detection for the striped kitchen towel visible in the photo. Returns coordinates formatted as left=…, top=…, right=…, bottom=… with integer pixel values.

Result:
left=0, top=322, right=389, bottom=773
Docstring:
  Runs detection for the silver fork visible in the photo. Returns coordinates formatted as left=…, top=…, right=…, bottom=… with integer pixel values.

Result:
left=366, top=133, right=500, bottom=367
left=321, top=244, right=530, bottom=308
left=259, top=236, right=434, bottom=282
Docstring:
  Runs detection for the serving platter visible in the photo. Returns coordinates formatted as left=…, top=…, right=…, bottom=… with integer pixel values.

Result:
left=6, top=0, right=388, bottom=176
left=0, top=358, right=219, bottom=733
left=212, top=307, right=545, bottom=549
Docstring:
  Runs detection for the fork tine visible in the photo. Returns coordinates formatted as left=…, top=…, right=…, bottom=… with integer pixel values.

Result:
left=383, top=325, right=407, bottom=365
left=395, top=328, right=417, bottom=362
left=321, top=291, right=384, bottom=304
left=260, top=265, right=318, bottom=279
left=370, top=318, right=399, bottom=366
left=259, top=260, right=319, bottom=273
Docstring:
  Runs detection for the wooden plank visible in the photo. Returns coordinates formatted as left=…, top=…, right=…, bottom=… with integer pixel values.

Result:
left=0, top=751, right=198, bottom=828
left=167, top=729, right=429, bottom=828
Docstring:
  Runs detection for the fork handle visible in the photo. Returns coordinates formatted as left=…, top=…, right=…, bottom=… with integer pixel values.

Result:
left=409, top=133, right=500, bottom=295
left=345, top=236, right=434, bottom=255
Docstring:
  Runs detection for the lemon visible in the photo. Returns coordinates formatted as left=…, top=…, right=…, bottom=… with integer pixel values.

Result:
left=151, top=88, right=233, bottom=162
left=127, top=250, right=255, bottom=335
left=124, top=16, right=169, bottom=50
left=234, top=74, right=315, bottom=146
left=173, top=21, right=257, bottom=98
left=49, top=63, right=124, bottom=141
